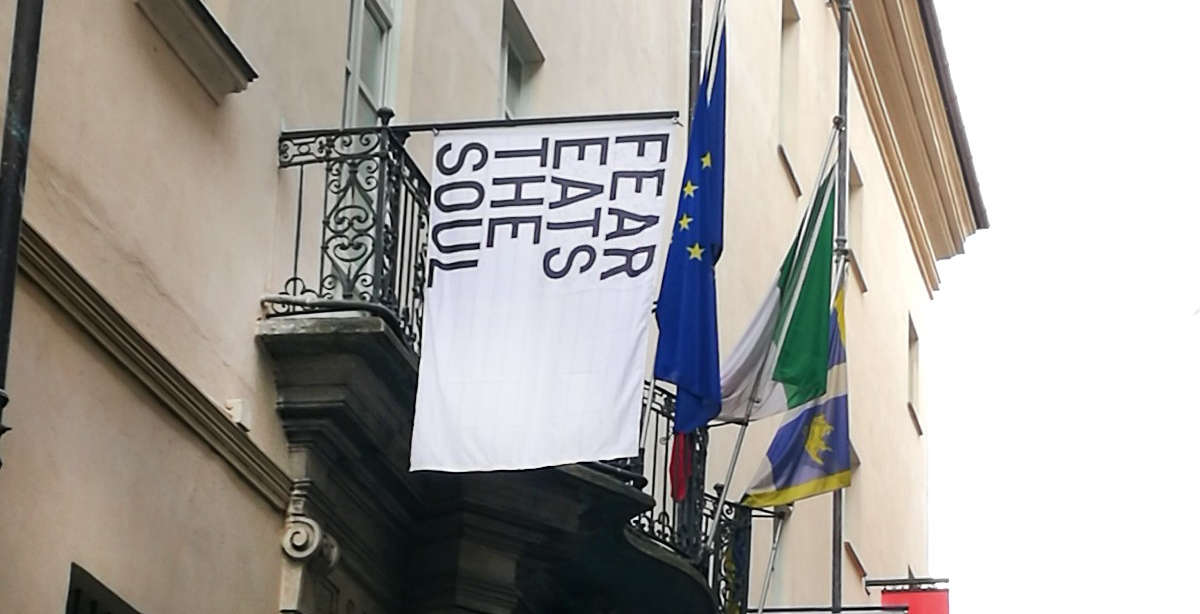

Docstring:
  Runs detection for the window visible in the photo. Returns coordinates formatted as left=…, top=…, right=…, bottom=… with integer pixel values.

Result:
left=907, top=315, right=924, bottom=436
left=501, top=32, right=526, bottom=118
left=844, top=540, right=869, bottom=581
left=344, top=0, right=394, bottom=127
left=846, top=151, right=868, bottom=291
left=776, top=1, right=803, bottom=196
left=65, top=564, right=142, bottom=614
left=500, top=0, right=544, bottom=119
left=778, top=0, right=800, bottom=141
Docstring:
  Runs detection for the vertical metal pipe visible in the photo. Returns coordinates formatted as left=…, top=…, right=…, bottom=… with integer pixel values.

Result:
left=832, top=489, right=844, bottom=612
left=756, top=507, right=790, bottom=613
left=0, top=0, right=46, bottom=470
left=833, top=2, right=851, bottom=611
left=688, top=0, right=702, bottom=116
left=691, top=0, right=700, bottom=117
left=835, top=0, right=850, bottom=255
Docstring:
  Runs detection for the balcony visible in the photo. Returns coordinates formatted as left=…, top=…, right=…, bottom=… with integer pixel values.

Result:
left=259, top=116, right=753, bottom=613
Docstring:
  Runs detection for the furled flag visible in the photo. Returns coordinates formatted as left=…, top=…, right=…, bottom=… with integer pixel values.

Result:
left=741, top=278, right=851, bottom=507
left=716, top=171, right=836, bottom=423
left=654, top=27, right=727, bottom=435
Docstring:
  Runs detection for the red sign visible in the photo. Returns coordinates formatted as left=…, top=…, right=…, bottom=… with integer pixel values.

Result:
left=881, top=588, right=949, bottom=614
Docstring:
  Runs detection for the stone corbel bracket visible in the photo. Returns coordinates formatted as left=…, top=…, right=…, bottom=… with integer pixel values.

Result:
left=280, top=480, right=340, bottom=613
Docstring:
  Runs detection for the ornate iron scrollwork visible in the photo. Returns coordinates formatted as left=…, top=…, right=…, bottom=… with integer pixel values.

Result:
left=273, top=114, right=430, bottom=354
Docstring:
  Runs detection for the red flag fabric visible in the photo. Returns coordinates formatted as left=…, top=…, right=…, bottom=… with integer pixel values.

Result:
left=669, top=432, right=693, bottom=501
left=881, top=589, right=949, bottom=614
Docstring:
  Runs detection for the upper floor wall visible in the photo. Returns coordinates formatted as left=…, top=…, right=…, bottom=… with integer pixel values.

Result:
left=0, top=0, right=982, bottom=472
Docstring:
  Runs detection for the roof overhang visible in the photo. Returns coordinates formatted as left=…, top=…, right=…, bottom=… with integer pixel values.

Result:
left=844, top=0, right=987, bottom=294
left=917, top=0, right=988, bottom=231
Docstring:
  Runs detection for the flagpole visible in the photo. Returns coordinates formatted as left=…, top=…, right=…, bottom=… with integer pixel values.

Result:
left=755, top=505, right=791, bottom=614
left=701, top=124, right=837, bottom=558
left=832, top=1, right=852, bottom=613
left=640, top=0, right=718, bottom=464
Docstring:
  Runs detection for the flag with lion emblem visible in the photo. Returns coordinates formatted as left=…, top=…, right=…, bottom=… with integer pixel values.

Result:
left=742, top=280, right=851, bottom=507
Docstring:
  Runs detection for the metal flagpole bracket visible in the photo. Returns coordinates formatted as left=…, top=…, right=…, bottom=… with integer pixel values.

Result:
left=862, top=577, right=949, bottom=589
left=755, top=504, right=793, bottom=613
left=280, top=110, right=681, bottom=141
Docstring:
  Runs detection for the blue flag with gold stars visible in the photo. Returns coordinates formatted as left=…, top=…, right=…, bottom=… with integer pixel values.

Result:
left=654, top=29, right=726, bottom=434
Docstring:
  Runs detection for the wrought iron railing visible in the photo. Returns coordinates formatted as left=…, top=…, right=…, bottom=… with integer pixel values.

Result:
left=619, top=383, right=751, bottom=613
left=625, top=383, right=708, bottom=558
left=273, top=109, right=429, bottom=353
left=269, top=117, right=750, bottom=612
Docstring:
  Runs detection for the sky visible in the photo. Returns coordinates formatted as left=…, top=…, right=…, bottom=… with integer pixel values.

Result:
left=926, top=2, right=1200, bottom=612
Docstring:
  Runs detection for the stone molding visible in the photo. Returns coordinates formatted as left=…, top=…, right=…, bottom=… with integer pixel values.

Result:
left=841, top=2, right=985, bottom=294
left=134, top=0, right=258, bottom=101
left=16, top=221, right=291, bottom=510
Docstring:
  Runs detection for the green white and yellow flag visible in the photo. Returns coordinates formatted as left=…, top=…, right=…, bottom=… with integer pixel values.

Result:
left=716, top=172, right=834, bottom=422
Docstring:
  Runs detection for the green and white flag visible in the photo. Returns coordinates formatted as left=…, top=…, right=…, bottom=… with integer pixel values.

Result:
left=717, top=173, right=835, bottom=422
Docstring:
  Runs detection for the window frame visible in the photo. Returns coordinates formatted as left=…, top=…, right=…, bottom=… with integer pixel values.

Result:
left=907, top=315, right=924, bottom=436
left=500, top=30, right=525, bottom=119
left=343, top=0, right=395, bottom=127
left=66, top=564, right=143, bottom=614
left=498, top=0, right=544, bottom=119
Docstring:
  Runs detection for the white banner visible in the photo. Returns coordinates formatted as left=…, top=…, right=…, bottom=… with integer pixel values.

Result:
left=411, top=117, right=676, bottom=472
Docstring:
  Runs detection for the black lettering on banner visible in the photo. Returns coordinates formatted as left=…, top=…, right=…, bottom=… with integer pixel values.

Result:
left=543, top=245, right=597, bottom=279
left=487, top=216, right=543, bottom=247
left=609, top=169, right=665, bottom=200
left=434, top=181, right=485, bottom=213
left=553, top=137, right=609, bottom=168
left=432, top=219, right=482, bottom=253
left=549, top=176, right=604, bottom=209
left=605, top=208, right=659, bottom=240
left=615, top=133, right=670, bottom=163
left=428, top=258, right=479, bottom=287
left=436, top=141, right=488, bottom=174
left=495, top=137, right=549, bottom=167
left=600, top=245, right=656, bottom=280
left=491, top=175, right=546, bottom=208
left=545, top=207, right=602, bottom=238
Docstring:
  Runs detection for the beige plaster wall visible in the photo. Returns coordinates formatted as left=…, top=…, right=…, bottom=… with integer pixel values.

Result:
left=0, top=0, right=360, bottom=469
left=0, top=279, right=281, bottom=614
left=0, top=0, right=942, bottom=609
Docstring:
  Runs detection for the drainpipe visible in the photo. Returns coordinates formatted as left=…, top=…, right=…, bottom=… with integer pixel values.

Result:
left=688, top=0, right=701, bottom=116
left=0, top=0, right=46, bottom=471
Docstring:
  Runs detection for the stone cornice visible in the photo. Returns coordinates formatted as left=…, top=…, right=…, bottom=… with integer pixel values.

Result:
left=17, top=221, right=290, bottom=510
left=847, top=6, right=941, bottom=295
left=844, top=1, right=986, bottom=294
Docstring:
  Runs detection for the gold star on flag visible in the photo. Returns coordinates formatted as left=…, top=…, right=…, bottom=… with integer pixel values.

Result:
left=687, top=243, right=704, bottom=260
left=682, top=180, right=698, bottom=198
left=700, top=152, right=712, bottom=168
left=678, top=213, right=693, bottom=230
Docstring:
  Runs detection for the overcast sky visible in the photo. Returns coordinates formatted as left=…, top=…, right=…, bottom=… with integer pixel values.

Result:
left=925, top=2, right=1200, bottom=612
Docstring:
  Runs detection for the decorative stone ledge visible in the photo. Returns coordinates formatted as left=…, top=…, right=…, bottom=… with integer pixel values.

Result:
left=135, top=0, right=258, bottom=101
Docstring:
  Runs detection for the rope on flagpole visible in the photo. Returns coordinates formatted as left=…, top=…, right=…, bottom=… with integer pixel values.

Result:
left=700, top=121, right=839, bottom=559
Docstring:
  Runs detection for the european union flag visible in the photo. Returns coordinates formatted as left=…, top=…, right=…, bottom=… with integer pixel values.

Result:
left=654, top=29, right=726, bottom=434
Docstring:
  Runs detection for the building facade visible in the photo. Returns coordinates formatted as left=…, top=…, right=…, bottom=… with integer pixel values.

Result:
left=0, top=1, right=982, bottom=612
